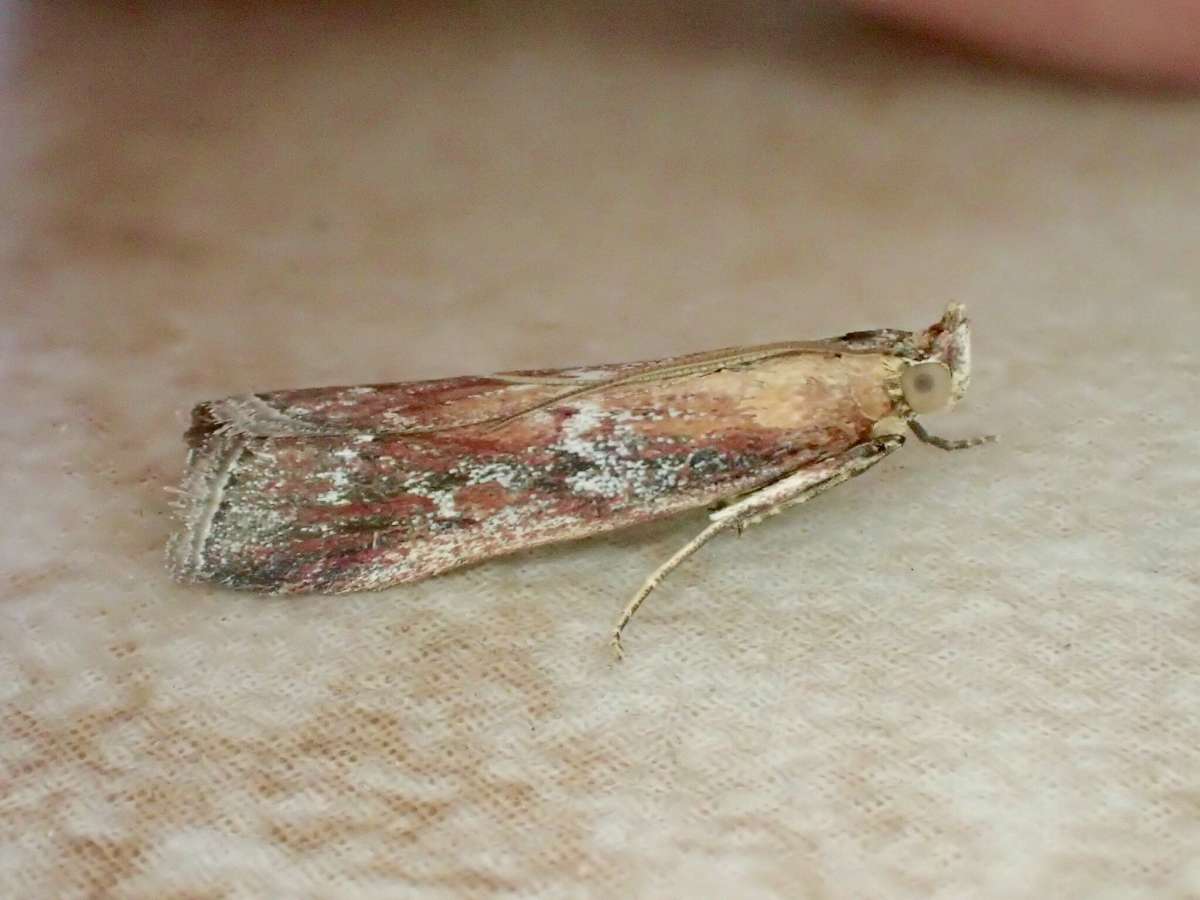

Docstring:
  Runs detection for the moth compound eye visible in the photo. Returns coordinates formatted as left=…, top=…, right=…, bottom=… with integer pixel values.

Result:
left=901, top=362, right=953, bottom=413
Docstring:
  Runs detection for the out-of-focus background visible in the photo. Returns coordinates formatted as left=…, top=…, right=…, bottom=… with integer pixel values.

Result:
left=2, top=2, right=1198, bottom=897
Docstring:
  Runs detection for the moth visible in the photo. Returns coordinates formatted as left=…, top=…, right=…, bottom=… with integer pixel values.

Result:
left=169, top=304, right=992, bottom=656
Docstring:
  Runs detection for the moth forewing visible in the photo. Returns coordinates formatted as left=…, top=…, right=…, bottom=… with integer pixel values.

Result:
left=169, top=304, right=991, bottom=655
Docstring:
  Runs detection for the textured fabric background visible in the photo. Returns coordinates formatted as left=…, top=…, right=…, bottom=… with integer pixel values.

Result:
left=2, top=3, right=1198, bottom=897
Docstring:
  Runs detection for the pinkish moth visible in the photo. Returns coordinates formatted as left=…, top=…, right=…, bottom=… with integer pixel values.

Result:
left=169, top=304, right=992, bottom=656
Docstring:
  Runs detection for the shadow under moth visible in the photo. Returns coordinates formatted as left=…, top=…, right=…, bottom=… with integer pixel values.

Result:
left=169, top=304, right=992, bottom=657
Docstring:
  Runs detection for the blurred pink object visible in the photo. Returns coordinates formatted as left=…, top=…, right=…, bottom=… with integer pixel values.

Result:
left=849, top=0, right=1200, bottom=85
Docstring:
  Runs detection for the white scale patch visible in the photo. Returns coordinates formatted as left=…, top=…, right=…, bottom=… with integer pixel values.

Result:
left=463, top=461, right=523, bottom=490
left=559, top=402, right=677, bottom=500
left=398, top=475, right=459, bottom=520
left=315, top=468, right=353, bottom=506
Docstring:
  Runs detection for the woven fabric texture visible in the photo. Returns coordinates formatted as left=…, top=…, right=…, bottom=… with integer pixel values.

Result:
left=2, top=3, right=1198, bottom=897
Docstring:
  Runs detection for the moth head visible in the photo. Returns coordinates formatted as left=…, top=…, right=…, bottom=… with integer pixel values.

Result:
left=904, top=303, right=972, bottom=413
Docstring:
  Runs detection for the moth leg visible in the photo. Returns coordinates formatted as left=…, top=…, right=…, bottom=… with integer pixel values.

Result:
left=909, top=418, right=995, bottom=451
left=610, top=435, right=905, bottom=660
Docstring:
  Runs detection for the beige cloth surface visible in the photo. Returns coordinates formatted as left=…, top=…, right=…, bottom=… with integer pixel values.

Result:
left=2, top=3, right=1198, bottom=897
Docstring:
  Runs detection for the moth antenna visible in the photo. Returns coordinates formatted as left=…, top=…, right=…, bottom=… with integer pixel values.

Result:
left=611, top=518, right=731, bottom=661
